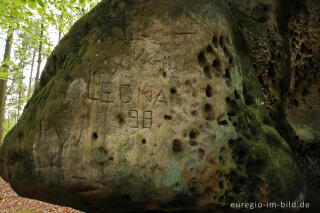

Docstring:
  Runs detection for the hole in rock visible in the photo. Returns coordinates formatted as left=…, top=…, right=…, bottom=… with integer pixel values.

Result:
left=230, top=99, right=240, bottom=111
left=229, top=57, right=233, bottom=65
left=206, top=45, right=214, bottom=54
left=227, top=111, right=236, bottom=117
left=203, top=66, right=212, bottom=79
left=18, top=131, right=24, bottom=139
left=198, top=52, right=206, bottom=66
left=219, top=181, right=224, bottom=189
left=189, top=130, right=199, bottom=139
left=258, top=75, right=264, bottom=85
left=164, top=115, right=172, bottom=120
left=206, top=85, right=212, bottom=97
left=268, top=63, right=275, bottom=78
left=219, top=36, right=224, bottom=47
left=225, top=68, right=231, bottom=78
left=162, top=71, right=167, bottom=77
left=170, top=88, right=177, bottom=94
left=293, top=99, right=299, bottom=107
left=296, top=54, right=301, bottom=60
left=117, top=114, right=125, bottom=126
left=142, top=138, right=147, bottom=144
left=204, top=104, right=214, bottom=121
left=228, top=139, right=237, bottom=147
left=212, top=59, right=220, bottom=68
left=234, top=90, right=240, bottom=99
left=212, top=36, right=218, bottom=47
left=191, top=110, right=198, bottom=116
left=198, top=149, right=205, bottom=160
left=218, top=120, right=228, bottom=125
left=92, top=132, right=98, bottom=140
left=226, top=36, right=230, bottom=43
left=109, top=157, right=114, bottom=161
left=172, top=139, right=182, bottom=153
left=223, top=47, right=230, bottom=57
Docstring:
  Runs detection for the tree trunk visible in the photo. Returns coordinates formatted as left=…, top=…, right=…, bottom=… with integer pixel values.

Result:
left=34, top=23, right=44, bottom=87
left=27, top=48, right=36, bottom=99
left=17, top=63, right=24, bottom=118
left=0, top=29, right=14, bottom=143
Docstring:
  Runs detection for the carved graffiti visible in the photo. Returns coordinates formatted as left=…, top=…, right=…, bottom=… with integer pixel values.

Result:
left=163, top=56, right=179, bottom=84
left=120, top=85, right=132, bottom=103
left=184, top=0, right=215, bottom=25
left=138, top=87, right=152, bottom=103
left=129, top=110, right=139, bottom=128
left=154, top=90, right=166, bottom=105
left=129, top=110, right=152, bottom=129
left=102, top=82, right=113, bottom=103
left=88, top=75, right=101, bottom=100
left=143, top=111, right=152, bottom=128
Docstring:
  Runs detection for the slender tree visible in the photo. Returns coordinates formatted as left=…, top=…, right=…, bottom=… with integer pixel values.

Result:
left=27, top=49, right=36, bottom=99
left=0, top=29, right=13, bottom=143
left=15, top=32, right=31, bottom=117
left=34, top=23, right=44, bottom=87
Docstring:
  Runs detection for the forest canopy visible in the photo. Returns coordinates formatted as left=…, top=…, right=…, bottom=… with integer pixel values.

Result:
left=0, top=0, right=99, bottom=142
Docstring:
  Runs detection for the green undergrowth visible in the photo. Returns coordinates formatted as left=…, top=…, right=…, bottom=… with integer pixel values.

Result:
left=0, top=195, right=3, bottom=200
left=15, top=210, right=43, bottom=213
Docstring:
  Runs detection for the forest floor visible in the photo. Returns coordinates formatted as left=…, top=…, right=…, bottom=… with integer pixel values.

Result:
left=0, top=177, right=83, bottom=213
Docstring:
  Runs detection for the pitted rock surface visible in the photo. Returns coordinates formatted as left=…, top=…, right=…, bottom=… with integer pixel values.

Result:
left=1, top=0, right=318, bottom=212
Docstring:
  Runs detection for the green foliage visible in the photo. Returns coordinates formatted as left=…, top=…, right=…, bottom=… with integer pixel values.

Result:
left=47, top=0, right=99, bottom=39
left=0, top=0, right=100, bottom=141
left=0, top=195, right=3, bottom=200
left=19, top=0, right=92, bottom=8
left=16, top=210, right=43, bottom=213
left=0, top=60, right=22, bottom=80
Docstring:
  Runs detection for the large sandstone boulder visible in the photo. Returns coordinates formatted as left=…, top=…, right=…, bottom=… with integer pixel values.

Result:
left=2, top=0, right=319, bottom=212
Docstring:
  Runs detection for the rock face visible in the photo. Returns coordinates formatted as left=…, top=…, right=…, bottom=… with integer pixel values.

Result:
left=1, top=0, right=319, bottom=212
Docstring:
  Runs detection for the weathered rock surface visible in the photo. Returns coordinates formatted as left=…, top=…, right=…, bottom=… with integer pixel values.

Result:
left=1, top=0, right=319, bottom=212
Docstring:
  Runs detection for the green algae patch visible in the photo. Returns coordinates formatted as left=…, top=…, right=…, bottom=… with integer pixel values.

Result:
left=163, top=163, right=183, bottom=187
